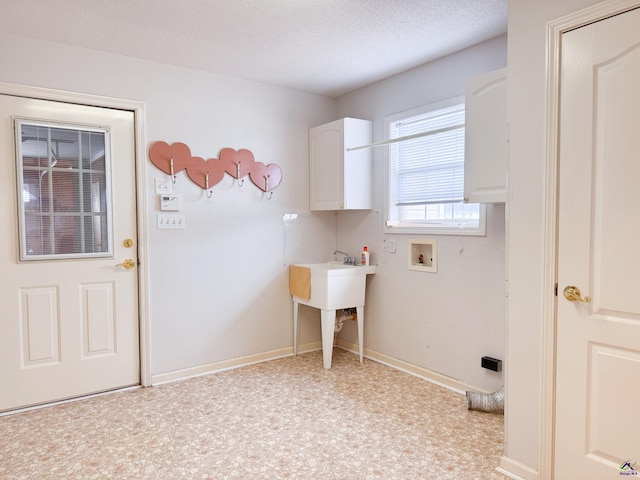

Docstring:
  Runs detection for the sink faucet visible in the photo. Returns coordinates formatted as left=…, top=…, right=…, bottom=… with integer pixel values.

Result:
left=334, top=250, right=357, bottom=265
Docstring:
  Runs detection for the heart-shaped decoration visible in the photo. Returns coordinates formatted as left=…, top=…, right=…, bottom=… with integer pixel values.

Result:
left=149, top=141, right=191, bottom=176
left=249, top=162, right=283, bottom=192
left=185, top=157, right=226, bottom=190
left=220, top=148, right=256, bottom=179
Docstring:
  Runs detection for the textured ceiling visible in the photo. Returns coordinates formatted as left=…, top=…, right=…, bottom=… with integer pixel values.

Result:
left=0, top=0, right=507, bottom=97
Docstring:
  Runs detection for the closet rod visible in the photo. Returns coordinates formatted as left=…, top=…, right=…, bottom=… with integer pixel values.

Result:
left=346, top=123, right=463, bottom=152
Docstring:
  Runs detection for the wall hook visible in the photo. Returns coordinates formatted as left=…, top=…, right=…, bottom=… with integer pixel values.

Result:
left=170, top=157, right=177, bottom=184
left=236, top=163, right=244, bottom=186
left=263, top=175, right=274, bottom=199
left=205, top=172, right=209, bottom=190
left=205, top=172, right=213, bottom=198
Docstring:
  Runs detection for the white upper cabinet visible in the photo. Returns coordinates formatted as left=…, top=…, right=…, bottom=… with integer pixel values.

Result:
left=309, top=117, right=372, bottom=211
left=464, top=68, right=507, bottom=204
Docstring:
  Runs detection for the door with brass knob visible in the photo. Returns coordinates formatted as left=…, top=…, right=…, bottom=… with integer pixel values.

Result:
left=0, top=95, right=140, bottom=412
left=554, top=9, right=640, bottom=478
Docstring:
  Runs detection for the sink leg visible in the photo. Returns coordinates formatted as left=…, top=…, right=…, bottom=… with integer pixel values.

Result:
left=320, top=309, right=336, bottom=369
left=357, top=305, right=364, bottom=363
left=293, top=300, right=300, bottom=356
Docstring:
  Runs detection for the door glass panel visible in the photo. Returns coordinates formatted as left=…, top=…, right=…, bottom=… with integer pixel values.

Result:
left=16, top=120, right=113, bottom=260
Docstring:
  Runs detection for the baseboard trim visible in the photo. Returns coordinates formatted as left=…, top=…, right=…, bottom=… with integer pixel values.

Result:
left=151, top=340, right=492, bottom=396
left=335, top=339, right=484, bottom=395
left=496, top=456, right=539, bottom=480
left=150, top=342, right=322, bottom=385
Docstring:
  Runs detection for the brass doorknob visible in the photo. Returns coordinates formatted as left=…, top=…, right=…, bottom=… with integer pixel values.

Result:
left=116, top=259, right=136, bottom=269
left=563, top=285, right=591, bottom=303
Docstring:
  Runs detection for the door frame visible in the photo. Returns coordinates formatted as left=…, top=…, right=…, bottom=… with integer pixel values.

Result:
left=0, top=81, right=151, bottom=389
left=541, top=1, right=640, bottom=477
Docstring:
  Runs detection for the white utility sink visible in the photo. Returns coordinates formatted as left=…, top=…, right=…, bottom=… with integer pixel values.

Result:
left=292, top=262, right=376, bottom=368
left=303, top=261, right=377, bottom=273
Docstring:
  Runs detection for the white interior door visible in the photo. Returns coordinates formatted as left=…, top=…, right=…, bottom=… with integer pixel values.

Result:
left=555, top=7, right=640, bottom=478
left=0, top=94, right=139, bottom=412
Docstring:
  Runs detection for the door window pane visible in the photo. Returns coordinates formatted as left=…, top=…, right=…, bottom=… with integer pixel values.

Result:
left=16, top=120, right=112, bottom=260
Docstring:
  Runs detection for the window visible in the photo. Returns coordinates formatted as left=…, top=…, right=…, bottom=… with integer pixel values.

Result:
left=385, top=97, right=485, bottom=235
left=15, top=120, right=113, bottom=260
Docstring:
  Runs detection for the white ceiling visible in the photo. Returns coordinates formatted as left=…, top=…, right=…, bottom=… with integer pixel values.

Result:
left=0, top=0, right=508, bottom=97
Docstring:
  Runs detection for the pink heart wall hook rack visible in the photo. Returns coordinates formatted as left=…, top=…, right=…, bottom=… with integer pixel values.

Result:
left=149, top=141, right=282, bottom=200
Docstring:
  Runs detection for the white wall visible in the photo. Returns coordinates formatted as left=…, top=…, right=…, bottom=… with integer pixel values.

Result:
left=0, top=33, right=337, bottom=376
left=0, top=31, right=509, bottom=391
left=504, top=0, right=601, bottom=476
left=335, top=36, right=508, bottom=392
left=2, top=2, right=624, bottom=473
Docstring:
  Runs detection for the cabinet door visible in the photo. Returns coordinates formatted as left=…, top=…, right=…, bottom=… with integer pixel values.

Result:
left=342, top=118, right=372, bottom=210
left=464, top=68, right=507, bottom=204
left=309, top=120, right=344, bottom=210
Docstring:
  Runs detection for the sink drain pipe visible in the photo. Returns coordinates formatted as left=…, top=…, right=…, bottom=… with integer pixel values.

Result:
left=466, top=386, right=504, bottom=414
left=334, top=309, right=356, bottom=333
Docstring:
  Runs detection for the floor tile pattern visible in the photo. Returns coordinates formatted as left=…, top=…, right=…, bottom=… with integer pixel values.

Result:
left=0, top=350, right=503, bottom=479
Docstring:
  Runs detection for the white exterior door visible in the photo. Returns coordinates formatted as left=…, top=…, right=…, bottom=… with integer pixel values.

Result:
left=555, top=7, right=640, bottom=478
left=0, top=94, right=139, bottom=412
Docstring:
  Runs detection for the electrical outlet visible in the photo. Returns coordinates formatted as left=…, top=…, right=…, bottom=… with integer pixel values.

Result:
left=481, top=356, right=502, bottom=372
left=157, top=213, right=185, bottom=229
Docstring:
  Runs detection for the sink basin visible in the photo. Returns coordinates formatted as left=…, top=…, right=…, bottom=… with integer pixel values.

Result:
left=293, top=262, right=375, bottom=310
left=298, top=261, right=376, bottom=277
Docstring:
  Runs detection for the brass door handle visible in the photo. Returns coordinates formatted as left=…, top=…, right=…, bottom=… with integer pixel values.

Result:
left=563, top=285, right=591, bottom=303
left=116, top=259, right=136, bottom=269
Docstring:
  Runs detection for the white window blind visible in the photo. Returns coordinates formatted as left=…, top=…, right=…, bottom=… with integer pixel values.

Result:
left=16, top=120, right=112, bottom=260
left=385, top=98, right=484, bottom=236
left=390, top=103, right=465, bottom=205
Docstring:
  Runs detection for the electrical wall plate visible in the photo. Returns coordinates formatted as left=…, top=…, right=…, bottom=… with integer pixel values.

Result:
left=160, top=194, right=181, bottom=211
left=157, top=213, right=185, bottom=229
left=155, top=177, right=172, bottom=195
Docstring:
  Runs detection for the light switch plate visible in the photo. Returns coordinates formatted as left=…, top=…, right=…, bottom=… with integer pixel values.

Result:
left=155, top=178, right=172, bottom=195
left=157, top=213, right=185, bottom=229
left=389, top=239, right=396, bottom=253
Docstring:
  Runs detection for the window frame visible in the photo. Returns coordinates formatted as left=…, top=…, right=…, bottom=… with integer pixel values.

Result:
left=384, top=97, right=486, bottom=236
left=14, top=118, right=115, bottom=261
